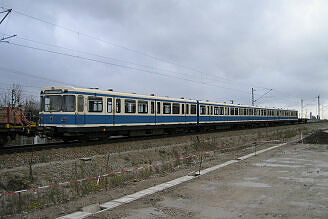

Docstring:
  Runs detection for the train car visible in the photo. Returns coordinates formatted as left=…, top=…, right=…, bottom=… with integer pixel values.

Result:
left=197, top=100, right=298, bottom=125
left=38, top=87, right=298, bottom=140
left=0, top=107, right=37, bottom=146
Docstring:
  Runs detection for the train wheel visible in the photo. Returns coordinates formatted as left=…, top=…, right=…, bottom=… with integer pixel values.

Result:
left=0, top=135, right=8, bottom=147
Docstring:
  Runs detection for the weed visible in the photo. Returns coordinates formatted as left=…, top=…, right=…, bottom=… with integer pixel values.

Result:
left=26, top=201, right=41, bottom=210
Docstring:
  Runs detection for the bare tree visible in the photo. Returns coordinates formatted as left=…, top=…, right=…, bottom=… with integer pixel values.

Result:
left=23, top=95, right=40, bottom=122
left=0, top=84, right=23, bottom=107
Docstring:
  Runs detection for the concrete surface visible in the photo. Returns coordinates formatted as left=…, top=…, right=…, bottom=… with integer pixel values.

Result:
left=95, top=142, right=328, bottom=218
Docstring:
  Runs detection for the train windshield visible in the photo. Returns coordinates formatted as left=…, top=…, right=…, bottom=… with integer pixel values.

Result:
left=42, top=95, right=76, bottom=112
left=44, top=95, right=62, bottom=112
left=62, top=95, right=76, bottom=112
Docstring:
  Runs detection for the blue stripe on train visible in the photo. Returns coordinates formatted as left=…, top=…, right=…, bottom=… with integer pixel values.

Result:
left=39, top=114, right=298, bottom=125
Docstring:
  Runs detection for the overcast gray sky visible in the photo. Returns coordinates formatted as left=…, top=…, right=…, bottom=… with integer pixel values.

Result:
left=0, top=0, right=327, bottom=118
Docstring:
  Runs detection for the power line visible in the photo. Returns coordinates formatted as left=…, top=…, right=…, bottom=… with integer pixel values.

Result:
left=1, top=32, right=263, bottom=90
left=9, top=8, right=206, bottom=75
left=2, top=41, right=249, bottom=93
left=0, top=65, right=82, bottom=87
left=7, top=7, right=275, bottom=91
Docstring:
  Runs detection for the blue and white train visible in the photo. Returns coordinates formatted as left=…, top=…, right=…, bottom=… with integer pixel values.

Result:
left=39, top=87, right=299, bottom=140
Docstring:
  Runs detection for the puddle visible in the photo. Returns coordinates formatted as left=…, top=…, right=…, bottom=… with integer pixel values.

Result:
left=124, top=207, right=165, bottom=219
left=233, top=181, right=271, bottom=188
left=243, top=177, right=259, bottom=181
left=199, top=182, right=221, bottom=192
left=275, top=170, right=289, bottom=173
left=254, top=163, right=302, bottom=168
left=279, top=177, right=314, bottom=183
left=200, top=207, right=237, bottom=218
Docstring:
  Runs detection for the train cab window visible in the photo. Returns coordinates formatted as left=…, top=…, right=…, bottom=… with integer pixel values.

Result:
left=78, top=95, right=84, bottom=112
left=107, top=98, right=112, bottom=113
left=40, top=96, right=45, bottom=112
left=182, top=104, right=185, bottom=114
left=116, top=99, right=121, bottom=113
left=44, top=95, right=62, bottom=112
left=173, top=103, right=180, bottom=114
left=125, top=99, right=136, bottom=113
left=88, top=97, right=102, bottom=112
left=151, top=101, right=155, bottom=114
left=163, top=102, right=171, bottom=114
left=214, top=107, right=219, bottom=115
left=200, top=105, right=206, bottom=115
left=138, top=101, right=148, bottom=114
left=191, top=104, right=196, bottom=114
left=186, top=104, right=189, bottom=114
left=157, top=102, right=161, bottom=114
left=63, top=95, right=76, bottom=112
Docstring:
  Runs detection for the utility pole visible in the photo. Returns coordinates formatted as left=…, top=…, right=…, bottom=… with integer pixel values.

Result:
left=11, top=89, right=15, bottom=108
left=0, top=8, right=12, bottom=24
left=301, top=99, right=303, bottom=119
left=251, top=88, right=255, bottom=106
left=317, top=95, right=320, bottom=120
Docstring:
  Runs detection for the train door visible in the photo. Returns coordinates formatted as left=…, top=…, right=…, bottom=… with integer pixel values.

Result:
left=196, top=101, right=200, bottom=125
left=75, top=95, right=85, bottom=125
left=150, top=101, right=156, bottom=124
left=181, top=103, right=186, bottom=124
left=106, top=97, right=114, bottom=126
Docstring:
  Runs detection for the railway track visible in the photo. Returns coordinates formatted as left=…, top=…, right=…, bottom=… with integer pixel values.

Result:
left=0, top=122, right=309, bottom=155
left=0, top=134, right=179, bottom=154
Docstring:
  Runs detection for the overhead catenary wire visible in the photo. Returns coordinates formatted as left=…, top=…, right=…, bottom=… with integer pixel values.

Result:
left=0, top=65, right=83, bottom=87
left=1, top=8, right=273, bottom=91
left=2, top=41, right=250, bottom=94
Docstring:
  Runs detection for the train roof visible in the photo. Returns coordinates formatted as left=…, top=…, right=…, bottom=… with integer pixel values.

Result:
left=41, top=86, right=297, bottom=112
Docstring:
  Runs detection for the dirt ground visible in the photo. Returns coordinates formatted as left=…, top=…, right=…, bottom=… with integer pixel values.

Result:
left=2, top=122, right=327, bottom=218
left=92, top=135, right=328, bottom=218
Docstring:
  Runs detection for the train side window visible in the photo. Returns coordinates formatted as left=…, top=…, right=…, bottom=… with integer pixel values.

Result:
left=235, top=108, right=239, bottom=115
left=225, top=107, right=229, bottom=115
left=157, top=102, right=161, bottom=114
left=200, top=105, right=206, bottom=115
left=107, top=98, right=112, bottom=113
left=138, top=100, right=148, bottom=114
left=230, top=108, right=234, bottom=115
left=151, top=101, right=155, bottom=114
left=173, top=103, right=180, bottom=114
left=88, top=97, right=103, bottom=112
left=116, top=99, right=121, bottom=113
left=125, top=99, right=136, bottom=113
left=214, top=107, right=218, bottom=115
left=163, top=102, right=171, bottom=114
left=186, top=104, right=189, bottom=114
left=207, top=106, right=209, bottom=115
left=78, top=95, right=84, bottom=112
left=191, top=104, right=196, bottom=114
left=182, top=104, right=185, bottom=114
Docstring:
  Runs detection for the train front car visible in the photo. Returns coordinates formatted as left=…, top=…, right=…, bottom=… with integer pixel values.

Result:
left=39, top=87, right=92, bottom=141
